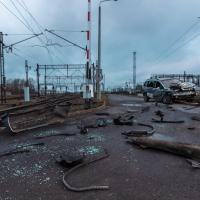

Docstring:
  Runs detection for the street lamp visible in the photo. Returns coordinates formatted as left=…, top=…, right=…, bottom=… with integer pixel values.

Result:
left=97, top=0, right=118, bottom=100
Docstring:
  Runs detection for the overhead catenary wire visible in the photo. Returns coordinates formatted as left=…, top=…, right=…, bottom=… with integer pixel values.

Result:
left=155, top=31, right=200, bottom=65
left=15, top=0, right=87, bottom=64
left=16, top=0, right=66, bottom=63
left=16, top=0, right=45, bottom=32
left=0, top=0, right=35, bottom=33
left=50, top=30, right=87, bottom=33
left=45, top=29, right=87, bottom=52
left=4, top=33, right=37, bottom=36
left=5, top=0, right=57, bottom=63
left=10, top=0, right=33, bottom=32
left=12, top=47, right=39, bottom=63
left=153, top=20, right=200, bottom=64
left=0, top=1, right=47, bottom=49
left=3, top=33, right=43, bottom=49
left=1, top=0, right=86, bottom=65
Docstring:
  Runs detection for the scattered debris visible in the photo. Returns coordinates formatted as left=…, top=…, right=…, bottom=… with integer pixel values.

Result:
left=78, top=118, right=112, bottom=134
left=2, top=94, right=100, bottom=134
left=54, top=104, right=71, bottom=118
left=187, top=127, right=196, bottom=130
left=167, top=106, right=176, bottom=111
left=62, top=151, right=110, bottom=192
left=0, top=149, right=30, bottom=158
left=141, top=106, right=150, bottom=113
left=0, top=142, right=44, bottom=158
left=56, top=152, right=84, bottom=168
left=15, top=142, right=45, bottom=149
left=35, top=132, right=76, bottom=139
left=184, top=106, right=196, bottom=111
left=152, top=110, right=184, bottom=123
left=152, top=118, right=184, bottom=123
left=122, top=123, right=155, bottom=137
left=95, top=112, right=110, bottom=116
left=128, top=137, right=200, bottom=166
left=97, top=118, right=112, bottom=127
left=78, top=146, right=102, bottom=156
left=155, top=110, right=164, bottom=121
left=186, top=159, right=200, bottom=169
left=87, top=133, right=105, bottom=142
left=80, top=126, right=89, bottom=134
left=191, top=116, right=200, bottom=121
left=113, top=114, right=134, bottom=126
left=126, top=109, right=139, bottom=113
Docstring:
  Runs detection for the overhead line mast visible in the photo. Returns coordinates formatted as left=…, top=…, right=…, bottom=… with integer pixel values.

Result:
left=86, top=0, right=92, bottom=82
left=0, top=32, right=43, bottom=103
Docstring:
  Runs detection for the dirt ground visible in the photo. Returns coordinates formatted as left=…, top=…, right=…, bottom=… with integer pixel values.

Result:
left=0, top=94, right=200, bottom=200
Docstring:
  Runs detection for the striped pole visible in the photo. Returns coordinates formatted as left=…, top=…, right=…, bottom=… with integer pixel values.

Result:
left=86, top=0, right=91, bottom=82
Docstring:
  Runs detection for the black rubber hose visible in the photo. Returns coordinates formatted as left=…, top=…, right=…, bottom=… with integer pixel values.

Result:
left=62, top=151, right=110, bottom=192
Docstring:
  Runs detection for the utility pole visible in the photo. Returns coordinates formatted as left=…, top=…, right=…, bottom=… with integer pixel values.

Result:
left=97, top=0, right=118, bottom=100
left=24, top=60, right=30, bottom=102
left=103, top=73, right=105, bottom=92
left=25, top=60, right=29, bottom=87
left=0, top=32, right=42, bottom=103
left=92, top=63, right=95, bottom=93
left=0, top=32, right=6, bottom=104
left=36, top=64, right=40, bottom=97
left=97, top=3, right=102, bottom=100
left=44, top=65, right=47, bottom=97
left=133, top=52, right=136, bottom=93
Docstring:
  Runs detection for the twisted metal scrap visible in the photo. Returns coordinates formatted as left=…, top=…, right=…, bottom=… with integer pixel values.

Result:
left=122, top=122, right=155, bottom=137
left=62, top=152, right=110, bottom=192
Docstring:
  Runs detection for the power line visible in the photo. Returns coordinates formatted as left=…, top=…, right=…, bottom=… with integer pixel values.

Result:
left=155, top=31, right=200, bottom=65
left=18, top=0, right=87, bottom=65
left=16, top=0, right=53, bottom=44
left=0, top=0, right=44, bottom=42
left=153, top=20, right=200, bottom=64
left=19, top=0, right=44, bottom=30
left=12, top=47, right=37, bottom=63
left=1, top=0, right=84, bottom=65
left=0, top=0, right=35, bottom=33
left=45, top=29, right=86, bottom=51
left=3, top=33, right=43, bottom=49
left=11, top=0, right=56, bottom=64
left=10, top=0, right=34, bottom=32
left=17, top=0, right=55, bottom=55
left=17, top=0, right=68, bottom=64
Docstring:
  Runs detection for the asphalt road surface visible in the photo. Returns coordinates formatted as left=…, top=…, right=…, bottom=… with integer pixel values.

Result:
left=0, top=94, right=200, bottom=200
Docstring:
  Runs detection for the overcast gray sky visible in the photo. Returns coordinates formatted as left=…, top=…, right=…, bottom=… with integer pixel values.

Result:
left=1, top=0, right=200, bottom=88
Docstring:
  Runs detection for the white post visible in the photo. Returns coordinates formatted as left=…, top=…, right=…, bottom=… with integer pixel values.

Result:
left=24, top=87, right=30, bottom=102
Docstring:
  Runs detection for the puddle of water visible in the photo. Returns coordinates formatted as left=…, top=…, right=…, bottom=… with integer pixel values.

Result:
left=150, top=133, right=174, bottom=141
left=122, top=103, right=142, bottom=107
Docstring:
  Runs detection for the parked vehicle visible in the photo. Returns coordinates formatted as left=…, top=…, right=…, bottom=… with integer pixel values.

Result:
left=143, top=78, right=196, bottom=104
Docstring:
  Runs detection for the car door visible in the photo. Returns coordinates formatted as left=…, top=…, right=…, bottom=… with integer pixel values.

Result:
left=146, top=81, right=155, bottom=98
left=153, top=81, right=163, bottom=100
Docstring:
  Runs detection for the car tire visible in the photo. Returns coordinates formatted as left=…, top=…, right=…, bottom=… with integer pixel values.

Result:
left=144, top=93, right=150, bottom=102
left=162, top=95, right=173, bottom=104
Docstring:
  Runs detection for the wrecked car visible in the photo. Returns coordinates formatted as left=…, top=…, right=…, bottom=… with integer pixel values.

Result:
left=143, top=78, right=196, bottom=104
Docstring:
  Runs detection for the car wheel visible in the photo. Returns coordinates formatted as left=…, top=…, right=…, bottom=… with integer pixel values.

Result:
left=162, top=95, right=173, bottom=104
left=144, top=93, right=150, bottom=102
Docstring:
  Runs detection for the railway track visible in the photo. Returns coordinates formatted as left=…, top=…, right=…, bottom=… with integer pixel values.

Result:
left=2, top=94, right=83, bottom=133
left=0, top=94, right=80, bottom=114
